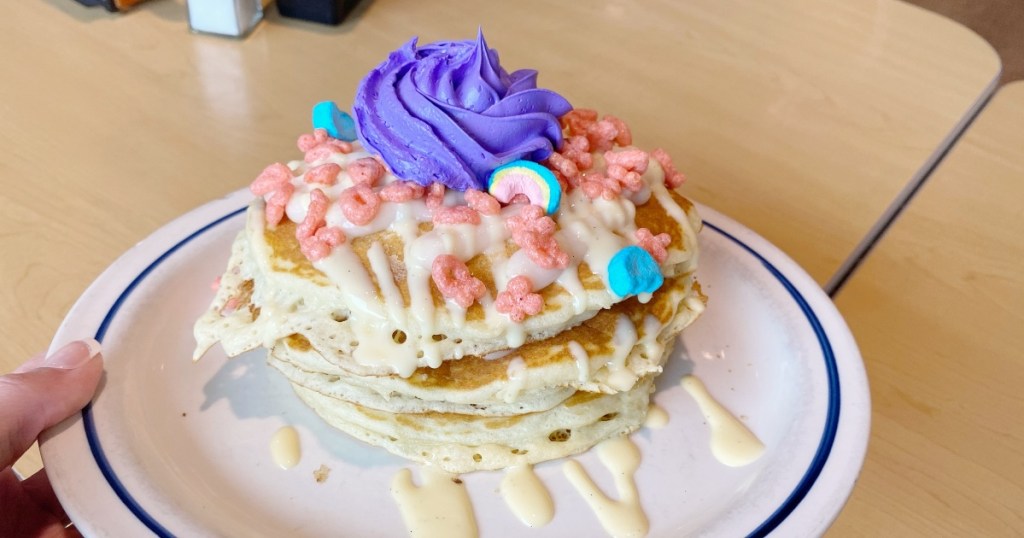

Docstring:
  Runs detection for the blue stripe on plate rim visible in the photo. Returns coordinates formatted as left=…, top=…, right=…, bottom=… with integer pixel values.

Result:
left=80, top=209, right=840, bottom=538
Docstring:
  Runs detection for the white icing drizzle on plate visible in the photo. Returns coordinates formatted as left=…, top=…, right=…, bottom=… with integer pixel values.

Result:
left=499, top=464, right=554, bottom=528
left=681, top=375, right=765, bottom=467
left=563, top=435, right=648, bottom=538
left=269, top=426, right=301, bottom=470
left=391, top=466, right=477, bottom=538
left=644, top=403, right=669, bottom=429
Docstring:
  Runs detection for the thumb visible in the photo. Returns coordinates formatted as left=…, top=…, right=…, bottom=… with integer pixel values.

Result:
left=0, top=340, right=104, bottom=469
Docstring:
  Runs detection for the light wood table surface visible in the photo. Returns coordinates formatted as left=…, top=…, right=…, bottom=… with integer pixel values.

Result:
left=0, top=0, right=1000, bottom=492
left=829, top=82, right=1024, bottom=535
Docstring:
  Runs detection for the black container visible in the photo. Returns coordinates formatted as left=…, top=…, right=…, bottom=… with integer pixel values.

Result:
left=276, top=0, right=359, bottom=25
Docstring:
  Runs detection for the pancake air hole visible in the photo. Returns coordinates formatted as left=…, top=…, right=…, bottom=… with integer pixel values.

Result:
left=432, top=334, right=447, bottom=341
left=472, top=453, right=482, bottom=462
left=548, top=429, right=572, bottom=442
left=599, top=412, right=619, bottom=421
left=331, top=311, right=348, bottom=323
left=392, top=330, right=407, bottom=344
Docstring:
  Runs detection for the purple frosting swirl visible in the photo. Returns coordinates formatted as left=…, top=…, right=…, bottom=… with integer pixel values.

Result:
left=353, top=32, right=573, bottom=191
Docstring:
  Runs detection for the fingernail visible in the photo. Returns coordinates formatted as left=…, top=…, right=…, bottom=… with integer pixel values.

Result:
left=44, top=339, right=102, bottom=369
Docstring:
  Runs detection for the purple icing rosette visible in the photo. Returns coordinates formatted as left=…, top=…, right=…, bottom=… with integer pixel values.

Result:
left=353, top=31, right=573, bottom=191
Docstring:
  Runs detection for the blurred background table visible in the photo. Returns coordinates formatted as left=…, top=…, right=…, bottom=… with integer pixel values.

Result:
left=829, top=82, right=1024, bottom=535
left=0, top=0, right=1001, bottom=495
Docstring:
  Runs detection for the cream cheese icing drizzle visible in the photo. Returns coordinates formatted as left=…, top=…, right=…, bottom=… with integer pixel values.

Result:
left=605, top=314, right=640, bottom=391
left=567, top=340, right=591, bottom=383
left=643, top=404, right=669, bottom=429
left=391, top=466, right=477, bottom=538
left=681, top=375, right=765, bottom=467
left=269, top=426, right=301, bottom=470
left=498, top=357, right=527, bottom=403
left=564, top=436, right=648, bottom=538
left=499, top=464, right=554, bottom=527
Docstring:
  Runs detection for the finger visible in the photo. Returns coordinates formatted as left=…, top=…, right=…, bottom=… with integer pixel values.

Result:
left=0, top=468, right=66, bottom=538
left=12, top=352, right=46, bottom=374
left=21, top=468, right=70, bottom=526
left=0, top=340, right=104, bottom=469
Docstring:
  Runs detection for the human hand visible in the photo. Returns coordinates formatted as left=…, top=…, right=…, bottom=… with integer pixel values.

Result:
left=0, top=339, right=104, bottom=537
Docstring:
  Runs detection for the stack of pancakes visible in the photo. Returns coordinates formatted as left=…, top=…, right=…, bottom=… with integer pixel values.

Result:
left=194, top=144, right=705, bottom=473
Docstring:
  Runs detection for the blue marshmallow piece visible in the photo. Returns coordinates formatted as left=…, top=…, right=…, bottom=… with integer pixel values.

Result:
left=312, top=101, right=358, bottom=141
left=607, top=246, right=664, bottom=297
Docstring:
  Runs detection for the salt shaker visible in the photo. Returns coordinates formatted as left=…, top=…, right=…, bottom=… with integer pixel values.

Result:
left=187, top=0, right=264, bottom=38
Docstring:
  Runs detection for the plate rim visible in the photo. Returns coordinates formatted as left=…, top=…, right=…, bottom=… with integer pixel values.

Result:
left=40, top=190, right=870, bottom=537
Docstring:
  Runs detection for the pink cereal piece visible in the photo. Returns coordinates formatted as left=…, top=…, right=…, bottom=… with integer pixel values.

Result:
left=250, top=163, right=292, bottom=196
left=561, top=109, right=599, bottom=136
left=506, top=206, right=569, bottom=270
left=433, top=205, right=481, bottom=226
left=604, top=149, right=649, bottom=174
left=524, top=236, right=570, bottom=269
left=586, top=119, right=619, bottom=153
left=431, top=254, right=486, bottom=309
left=304, top=141, right=352, bottom=164
left=303, top=145, right=334, bottom=164
left=604, top=149, right=649, bottom=192
left=210, top=276, right=221, bottom=291
left=545, top=153, right=579, bottom=183
left=562, top=135, right=593, bottom=171
left=264, top=182, right=294, bottom=227
left=338, top=184, right=382, bottom=226
left=348, top=157, right=386, bottom=186
left=294, top=127, right=329, bottom=149
left=507, top=205, right=555, bottom=236
left=300, top=225, right=346, bottom=261
left=604, top=115, right=633, bottom=146
left=494, top=275, right=544, bottom=323
left=305, top=163, right=342, bottom=186
left=579, top=173, right=622, bottom=200
left=297, top=129, right=330, bottom=152
left=425, top=183, right=446, bottom=209
left=464, top=189, right=501, bottom=215
left=607, top=166, right=644, bottom=192
left=651, top=148, right=687, bottom=188
left=552, top=172, right=570, bottom=193
left=302, top=134, right=354, bottom=163
left=379, top=181, right=426, bottom=202
left=636, top=227, right=672, bottom=264
left=297, top=189, right=330, bottom=240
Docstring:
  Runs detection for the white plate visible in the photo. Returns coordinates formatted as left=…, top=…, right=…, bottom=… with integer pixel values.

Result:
left=40, top=189, right=869, bottom=537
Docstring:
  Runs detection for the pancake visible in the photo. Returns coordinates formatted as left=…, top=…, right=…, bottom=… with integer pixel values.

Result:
left=291, top=376, right=657, bottom=474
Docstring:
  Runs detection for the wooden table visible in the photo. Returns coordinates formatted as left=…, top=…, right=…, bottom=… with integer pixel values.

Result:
left=829, top=82, right=1024, bottom=535
left=0, top=0, right=1000, bottom=482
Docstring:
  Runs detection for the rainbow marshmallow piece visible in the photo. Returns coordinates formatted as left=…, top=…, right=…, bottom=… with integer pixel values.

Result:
left=486, top=160, right=562, bottom=215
